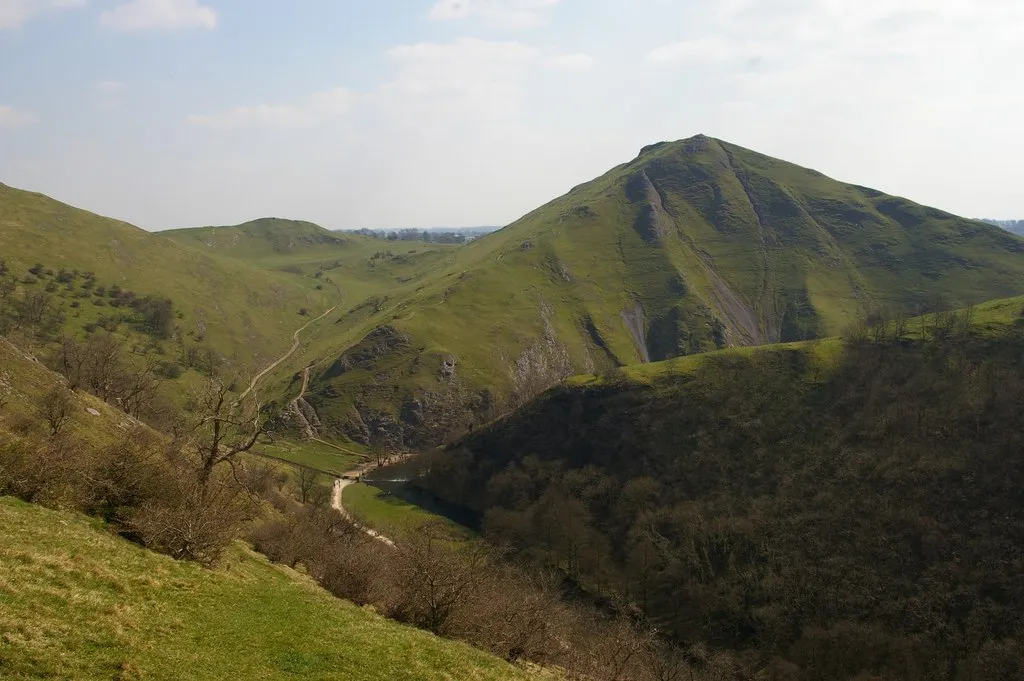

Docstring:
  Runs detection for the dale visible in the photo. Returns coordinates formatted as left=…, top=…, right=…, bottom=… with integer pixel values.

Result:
left=2, top=3, right=1023, bottom=680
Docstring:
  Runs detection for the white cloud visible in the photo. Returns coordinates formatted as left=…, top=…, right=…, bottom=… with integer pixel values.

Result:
left=0, top=104, right=37, bottom=127
left=96, top=80, right=126, bottom=94
left=100, top=0, right=216, bottom=31
left=647, top=0, right=1024, bottom=67
left=187, top=87, right=353, bottom=128
left=646, top=36, right=768, bottom=65
left=94, top=80, right=127, bottom=111
left=387, top=37, right=539, bottom=65
left=0, top=0, right=83, bottom=29
left=378, top=38, right=541, bottom=119
left=428, top=0, right=559, bottom=29
left=635, top=0, right=1024, bottom=218
left=187, top=38, right=594, bottom=134
left=546, top=52, right=595, bottom=71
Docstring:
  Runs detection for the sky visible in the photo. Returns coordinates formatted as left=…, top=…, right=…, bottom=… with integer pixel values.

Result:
left=1, top=0, right=1022, bottom=231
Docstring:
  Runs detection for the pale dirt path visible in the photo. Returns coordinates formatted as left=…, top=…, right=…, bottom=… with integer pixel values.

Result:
left=289, top=367, right=317, bottom=440
left=289, top=365, right=367, bottom=458
left=236, top=304, right=339, bottom=405
left=238, top=305, right=398, bottom=549
left=332, top=478, right=395, bottom=547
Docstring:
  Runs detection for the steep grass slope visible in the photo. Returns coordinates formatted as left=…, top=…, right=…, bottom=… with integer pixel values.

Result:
left=0, top=339, right=139, bottom=447
left=0, top=497, right=551, bottom=681
left=0, top=184, right=330, bottom=370
left=290, top=136, right=1024, bottom=448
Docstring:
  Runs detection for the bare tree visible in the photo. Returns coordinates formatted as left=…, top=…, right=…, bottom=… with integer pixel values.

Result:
left=111, top=355, right=163, bottom=418
left=187, top=378, right=267, bottom=482
left=588, top=617, right=649, bottom=681
left=892, top=313, right=909, bottom=341
left=53, top=334, right=163, bottom=419
left=309, top=483, right=333, bottom=511
left=642, top=636, right=688, bottom=681
left=296, top=466, right=321, bottom=505
left=54, top=333, right=124, bottom=398
left=38, top=387, right=73, bottom=437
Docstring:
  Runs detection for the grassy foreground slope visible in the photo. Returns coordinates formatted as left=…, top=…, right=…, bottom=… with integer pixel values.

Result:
left=0, top=498, right=550, bottom=681
left=288, top=136, right=1024, bottom=448
left=0, top=336, right=542, bottom=680
left=0, top=184, right=330, bottom=370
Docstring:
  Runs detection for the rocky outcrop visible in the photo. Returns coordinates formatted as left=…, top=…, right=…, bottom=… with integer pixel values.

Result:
left=439, top=356, right=458, bottom=383
left=509, top=303, right=574, bottom=406
left=322, top=326, right=409, bottom=379
left=581, top=315, right=621, bottom=370
left=626, top=170, right=675, bottom=243
left=290, top=397, right=321, bottom=439
left=620, top=302, right=651, bottom=363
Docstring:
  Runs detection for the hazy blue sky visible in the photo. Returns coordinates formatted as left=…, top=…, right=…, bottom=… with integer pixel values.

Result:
left=1, top=0, right=1022, bottom=230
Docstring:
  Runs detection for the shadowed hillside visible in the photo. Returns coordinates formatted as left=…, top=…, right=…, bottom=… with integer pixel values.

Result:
left=417, top=300, right=1024, bottom=680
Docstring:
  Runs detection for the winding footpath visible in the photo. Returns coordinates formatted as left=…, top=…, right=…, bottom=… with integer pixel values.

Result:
left=289, top=367, right=318, bottom=439
left=236, top=304, right=339, bottom=405
left=332, top=477, right=395, bottom=546
left=239, top=301, right=395, bottom=546
left=289, top=365, right=366, bottom=457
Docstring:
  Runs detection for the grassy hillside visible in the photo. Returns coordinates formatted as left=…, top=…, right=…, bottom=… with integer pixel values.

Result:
left=0, top=497, right=552, bottom=681
left=0, top=338, right=139, bottom=447
left=283, top=136, right=1024, bottom=449
left=8, top=138, right=1024, bottom=453
left=161, top=218, right=460, bottom=309
left=162, top=218, right=354, bottom=261
left=416, top=300, right=1024, bottom=680
left=0, top=184, right=331, bottom=372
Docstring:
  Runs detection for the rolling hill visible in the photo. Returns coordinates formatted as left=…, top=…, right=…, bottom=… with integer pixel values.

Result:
left=0, top=184, right=331, bottom=371
left=6, top=136, right=1024, bottom=450
left=276, top=135, right=1024, bottom=448
left=161, top=217, right=460, bottom=306
left=161, top=218, right=354, bottom=262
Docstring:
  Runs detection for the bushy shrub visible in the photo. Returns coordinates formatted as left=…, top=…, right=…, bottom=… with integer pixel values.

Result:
left=127, top=469, right=252, bottom=566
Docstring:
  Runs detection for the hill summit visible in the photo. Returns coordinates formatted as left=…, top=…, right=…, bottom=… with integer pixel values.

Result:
left=291, top=135, right=1024, bottom=448
left=162, top=218, right=350, bottom=256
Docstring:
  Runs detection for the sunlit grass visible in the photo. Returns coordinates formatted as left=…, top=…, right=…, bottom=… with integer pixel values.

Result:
left=343, top=483, right=474, bottom=541
left=0, top=497, right=551, bottom=681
